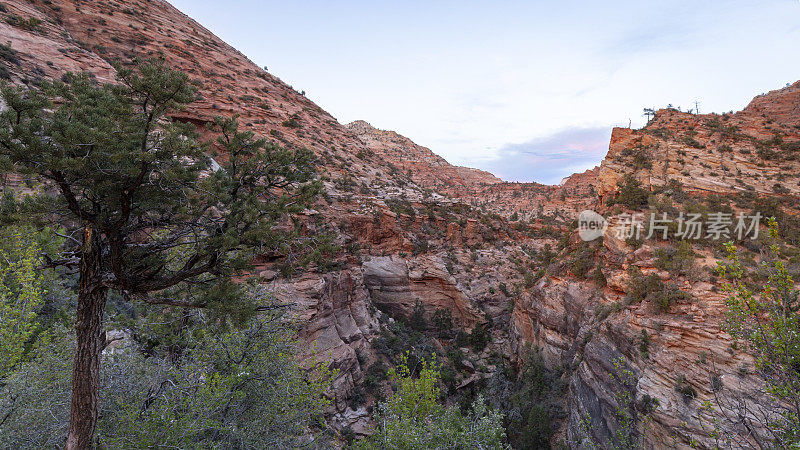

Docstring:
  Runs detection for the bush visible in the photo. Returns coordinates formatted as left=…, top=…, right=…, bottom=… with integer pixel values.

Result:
left=469, top=324, right=490, bottom=351
left=654, top=240, right=696, bottom=277
left=627, top=268, right=690, bottom=312
left=620, top=146, right=653, bottom=169
left=592, top=267, right=607, bottom=287
left=674, top=374, right=697, bottom=403
left=364, top=361, right=387, bottom=393
left=638, top=329, right=651, bottom=359
left=1, top=307, right=334, bottom=448
left=568, top=244, right=595, bottom=279
left=432, top=308, right=453, bottom=338
left=5, top=16, right=42, bottom=31
left=409, top=300, right=427, bottom=331
left=0, top=43, right=19, bottom=66
left=0, top=230, right=45, bottom=377
left=609, top=175, right=650, bottom=209
left=356, top=353, right=506, bottom=449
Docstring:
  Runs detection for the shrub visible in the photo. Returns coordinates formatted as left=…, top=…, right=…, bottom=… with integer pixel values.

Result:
left=469, top=324, right=490, bottom=351
left=620, top=146, right=653, bottom=169
left=592, top=267, right=607, bottom=287
left=356, top=354, right=506, bottom=449
left=0, top=308, right=334, bottom=448
left=364, top=361, right=387, bottom=393
left=568, top=244, right=595, bottom=279
left=637, top=394, right=660, bottom=414
left=281, top=113, right=301, bottom=128
left=432, top=308, right=453, bottom=338
left=0, top=230, right=45, bottom=377
left=674, top=374, right=697, bottom=403
left=609, top=175, right=650, bottom=209
left=498, top=282, right=510, bottom=297
left=0, top=43, right=19, bottom=66
left=409, top=300, right=427, bottom=331
left=627, top=269, right=690, bottom=312
left=654, top=240, right=696, bottom=277
left=638, top=329, right=651, bottom=359
left=682, top=136, right=705, bottom=148
left=5, top=16, right=42, bottom=31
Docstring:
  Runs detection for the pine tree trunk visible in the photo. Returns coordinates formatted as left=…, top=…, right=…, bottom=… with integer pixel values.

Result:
left=65, top=228, right=107, bottom=450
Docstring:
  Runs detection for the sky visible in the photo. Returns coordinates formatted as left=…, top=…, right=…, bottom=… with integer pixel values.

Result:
left=170, top=0, right=800, bottom=184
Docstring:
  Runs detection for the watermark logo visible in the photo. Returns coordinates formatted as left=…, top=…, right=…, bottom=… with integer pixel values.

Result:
left=578, top=211, right=762, bottom=242
left=578, top=210, right=607, bottom=242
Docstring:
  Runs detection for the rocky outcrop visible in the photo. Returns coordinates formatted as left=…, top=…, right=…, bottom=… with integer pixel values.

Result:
left=346, top=120, right=502, bottom=194
left=597, top=96, right=800, bottom=201
left=363, top=255, right=484, bottom=330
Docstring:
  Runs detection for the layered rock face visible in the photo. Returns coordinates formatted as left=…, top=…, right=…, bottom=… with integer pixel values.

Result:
left=3, top=1, right=799, bottom=448
left=348, top=120, right=599, bottom=222
left=362, top=255, right=485, bottom=330
left=346, top=120, right=502, bottom=194
left=542, top=85, right=800, bottom=447
left=597, top=88, right=800, bottom=200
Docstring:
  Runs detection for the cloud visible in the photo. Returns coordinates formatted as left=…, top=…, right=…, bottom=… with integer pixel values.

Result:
left=481, top=126, right=612, bottom=185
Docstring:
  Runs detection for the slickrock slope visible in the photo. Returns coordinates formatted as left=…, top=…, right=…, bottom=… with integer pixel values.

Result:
left=476, top=167, right=599, bottom=222
left=597, top=85, right=800, bottom=201
left=348, top=120, right=598, bottom=223
left=3, top=1, right=799, bottom=448
left=346, top=120, right=502, bottom=194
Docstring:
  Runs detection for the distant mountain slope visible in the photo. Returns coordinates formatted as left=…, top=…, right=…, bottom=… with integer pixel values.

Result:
left=346, top=120, right=501, bottom=193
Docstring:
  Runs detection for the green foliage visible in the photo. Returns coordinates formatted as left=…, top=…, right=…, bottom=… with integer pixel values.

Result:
left=469, top=324, right=490, bottom=351
left=0, top=43, right=19, bottom=80
left=592, top=266, right=607, bottom=287
left=386, top=352, right=442, bottom=419
left=409, top=300, right=427, bottom=331
left=674, top=374, right=697, bottom=403
left=281, top=113, right=302, bottom=128
left=638, top=329, right=650, bottom=359
left=0, top=230, right=44, bottom=377
left=682, top=135, right=705, bottom=149
left=0, top=59, right=321, bottom=445
left=715, top=218, right=800, bottom=444
left=0, top=295, right=334, bottom=448
left=432, top=308, right=454, bottom=338
left=654, top=240, right=697, bottom=278
left=569, top=243, right=595, bottom=279
left=627, top=268, right=690, bottom=312
left=498, top=282, right=510, bottom=297
left=0, top=323, right=72, bottom=447
left=0, top=59, right=319, bottom=309
left=502, top=349, right=564, bottom=448
left=608, top=175, right=650, bottom=209
left=356, top=352, right=507, bottom=449
left=620, top=145, right=653, bottom=169
left=0, top=43, right=19, bottom=66
left=4, top=15, right=42, bottom=31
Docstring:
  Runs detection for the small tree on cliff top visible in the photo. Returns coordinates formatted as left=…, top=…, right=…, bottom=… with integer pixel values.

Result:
left=0, top=60, right=319, bottom=448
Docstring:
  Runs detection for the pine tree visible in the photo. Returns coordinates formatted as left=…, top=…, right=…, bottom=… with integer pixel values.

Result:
left=0, top=60, right=319, bottom=448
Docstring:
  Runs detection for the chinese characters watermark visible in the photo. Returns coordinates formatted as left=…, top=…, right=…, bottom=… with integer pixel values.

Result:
left=578, top=210, right=762, bottom=242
